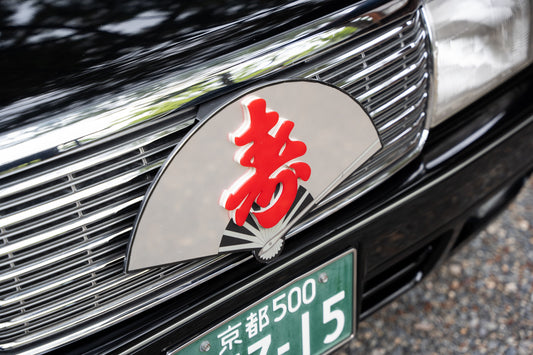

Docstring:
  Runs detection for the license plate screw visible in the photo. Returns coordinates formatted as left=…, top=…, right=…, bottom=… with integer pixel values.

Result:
left=200, top=340, right=211, bottom=352
left=318, top=272, right=328, bottom=283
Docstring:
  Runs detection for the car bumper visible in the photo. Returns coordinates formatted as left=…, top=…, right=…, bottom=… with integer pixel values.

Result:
left=55, top=64, right=533, bottom=354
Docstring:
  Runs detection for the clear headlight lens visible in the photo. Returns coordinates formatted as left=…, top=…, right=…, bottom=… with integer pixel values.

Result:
left=424, top=0, right=533, bottom=127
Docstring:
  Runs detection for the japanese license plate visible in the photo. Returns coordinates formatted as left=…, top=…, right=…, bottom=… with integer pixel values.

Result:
left=172, top=250, right=355, bottom=355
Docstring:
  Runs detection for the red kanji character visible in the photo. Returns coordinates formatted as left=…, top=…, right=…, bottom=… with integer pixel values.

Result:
left=220, top=96, right=311, bottom=228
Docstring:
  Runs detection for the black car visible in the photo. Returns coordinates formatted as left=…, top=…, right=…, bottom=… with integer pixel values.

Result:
left=0, top=0, right=532, bottom=353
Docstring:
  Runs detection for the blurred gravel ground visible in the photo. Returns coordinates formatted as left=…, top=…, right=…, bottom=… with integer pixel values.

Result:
left=338, top=176, right=533, bottom=355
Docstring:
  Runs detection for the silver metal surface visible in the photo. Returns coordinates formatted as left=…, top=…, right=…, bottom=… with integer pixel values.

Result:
left=423, top=0, right=532, bottom=127
left=0, top=0, right=408, bottom=177
left=0, top=5, right=429, bottom=352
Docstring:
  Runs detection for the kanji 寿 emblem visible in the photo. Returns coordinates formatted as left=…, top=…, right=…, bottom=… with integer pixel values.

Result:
left=126, top=80, right=382, bottom=270
left=220, top=96, right=311, bottom=228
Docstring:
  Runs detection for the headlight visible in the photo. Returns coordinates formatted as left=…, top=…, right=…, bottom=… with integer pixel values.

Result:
left=424, top=0, right=533, bottom=127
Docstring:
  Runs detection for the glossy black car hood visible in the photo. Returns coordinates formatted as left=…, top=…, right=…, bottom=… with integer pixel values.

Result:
left=0, top=0, right=365, bottom=131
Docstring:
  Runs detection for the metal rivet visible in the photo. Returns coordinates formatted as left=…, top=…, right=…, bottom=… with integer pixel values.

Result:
left=319, top=272, right=328, bottom=283
left=200, top=340, right=211, bottom=352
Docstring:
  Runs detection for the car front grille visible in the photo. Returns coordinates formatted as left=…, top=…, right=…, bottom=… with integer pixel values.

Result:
left=0, top=10, right=429, bottom=351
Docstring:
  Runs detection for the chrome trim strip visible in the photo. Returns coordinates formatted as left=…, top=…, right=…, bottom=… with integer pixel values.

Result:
left=0, top=197, right=142, bottom=257
left=1, top=193, right=140, bottom=246
left=315, top=25, right=407, bottom=80
left=338, top=29, right=425, bottom=88
left=0, top=257, right=122, bottom=313
left=0, top=162, right=160, bottom=229
left=370, top=73, right=427, bottom=118
left=379, top=94, right=426, bottom=132
left=0, top=245, right=127, bottom=296
left=0, top=0, right=409, bottom=177
left=0, top=214, right=135, bottom=268
left=1, top=259, right=146, bottom=330
left=355, top=52, right=427, bottom=101
left=0, top=118, right=194, bottom=200
left=317, top=15, right=420, bottom=82
left=0, top=229, right=128, bottom=284
left=420, top=6, right=438, bottom=129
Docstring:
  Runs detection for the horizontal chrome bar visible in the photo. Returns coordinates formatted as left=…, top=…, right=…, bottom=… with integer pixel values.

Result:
left=379, top=94, right=427, bottom=133
left=1, top=179, right=147, bottom=243
left=312, top=25, right=407, bottom=79
left=355, top=51, right=428, bottom=101
left=374, top=84, right=427, bottom=127
left=0, top=0, right=409, bottom=178
left=0, top=228, right=129, bottom=284
left=343, top=43, right=426, bottom=99
left=0, top=118, right=193, bottom=202
left=0, top=257, right=121, bottom=310
left=0, top=197, right=142, bottom=257
left=3, top=255, right=251, bottom=350
left=0, top=212, right=136, bottom=269
left=307, top=12, right=420, bottom=80
left=0, top=258, right=145, bottom=330
left=0, top=248, right=130, bottom=323
left=327, top=26, right=425, bottom=87
left=370, top=73, right=428, bottom=118
left=0, top=162, right=160, bottom=229
left=0, top=219, right=131, bottom=286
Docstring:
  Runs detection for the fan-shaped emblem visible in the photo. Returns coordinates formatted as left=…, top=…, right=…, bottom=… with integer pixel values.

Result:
left=126, top=81, right=381, bottom=271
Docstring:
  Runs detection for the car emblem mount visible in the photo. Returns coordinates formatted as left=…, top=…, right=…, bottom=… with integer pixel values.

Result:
left=126, top=81, right=381, bottom=271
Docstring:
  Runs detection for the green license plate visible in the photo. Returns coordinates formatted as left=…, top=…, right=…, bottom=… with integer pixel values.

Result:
left=173, top=250, right=355, bottom=355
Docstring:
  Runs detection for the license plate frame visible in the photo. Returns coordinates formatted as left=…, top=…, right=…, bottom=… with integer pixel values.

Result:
left=170, top=249, right=356, bottom=355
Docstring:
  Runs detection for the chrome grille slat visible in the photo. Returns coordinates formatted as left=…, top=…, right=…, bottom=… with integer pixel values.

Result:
left=0, top=239, right=127, bottom=298
left=354, top=50, right=428, bottom=102
left=2, top=260, right=145, bottom=331
left=376, top=91, right=426, bottom=133
left=8, top=178, right=149, bottom=236
left=374, top=85, right=426, bottom=128
left=0, top=228, right=129, bottom=284
left=305, top=22, right=408, bottom=77
left=0, top=213, right=136, bottom=268
left=0, top=266, right=125, bottom=334
left=0, top=257, right=121, bottom=308
left=0, top=117, right=195, bottom=200
left=316, top=19, right=418, bottom=82
left=349, top=46, right=425, bottom=94
left=0, top=138, right=176, bottom=212
left=315, top=11, right=421, bottom=76
left=1, top=250, right=235, bottom=333
left=3, top=256, right=248, bottom=348
left=3, top=182, right=145, bottom=244
left=0, top=197, right=142, bottom=257
left=369, top=72, right=427, bottom=118
left=379, top=95, right=427, bottom=135
left=0, top=9, right=430, bottom=351
left=327, top=26, right=425, bottom=88
left=0, top=162, right=161, bottom=230
left=375, top=81, right=428, bottom=139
